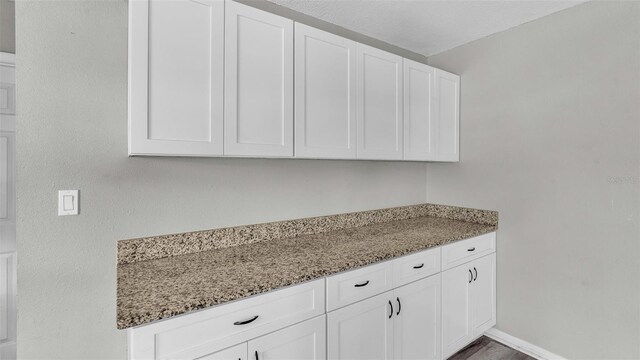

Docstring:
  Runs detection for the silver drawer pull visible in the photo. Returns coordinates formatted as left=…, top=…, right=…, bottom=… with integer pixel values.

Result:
left=354, top=280, right=370, bottom=287
left=413, top=263, right=424, bottom=269
left=233, top=315, right=259, bottom=325
left=467, top=247, right=476, bottom=252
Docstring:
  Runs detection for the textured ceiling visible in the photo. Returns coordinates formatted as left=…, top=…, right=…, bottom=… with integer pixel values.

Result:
left=267, top=0, right=587, bottom=56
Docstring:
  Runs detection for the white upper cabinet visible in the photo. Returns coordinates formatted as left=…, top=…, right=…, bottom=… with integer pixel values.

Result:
left=403, top=61, right=460, bottom=162
left=403, top=59, right=436, bottom=161
left=224, top=1, right=294, bottom=157
left=294, top=23, right=357, bottom=159
left=129, top=0, right=224, bottom=156
left=434, top=69, right=460, bottom=162
left=128, top=1, right=459, bottom=161
left=356, top=44, right=403, bottom=160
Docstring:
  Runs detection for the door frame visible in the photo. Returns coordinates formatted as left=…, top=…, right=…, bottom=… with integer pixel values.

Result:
left=0, top=51, right=17, bottom=360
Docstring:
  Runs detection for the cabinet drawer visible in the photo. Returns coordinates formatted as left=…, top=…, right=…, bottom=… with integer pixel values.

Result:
left=129, top=279, right=325, bottom=360
left=441, top=232, right=496, bottom=270
left=326, top=261, right=393, bottom=311
left=392, top=247, right=440, bottom=288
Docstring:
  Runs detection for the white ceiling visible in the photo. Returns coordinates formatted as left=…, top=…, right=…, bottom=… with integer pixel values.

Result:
left=267, top=0, right=587, bottom=57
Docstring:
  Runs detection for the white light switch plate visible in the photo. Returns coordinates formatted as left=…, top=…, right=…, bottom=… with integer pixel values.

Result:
left=58, top=190, right=79, bottom=216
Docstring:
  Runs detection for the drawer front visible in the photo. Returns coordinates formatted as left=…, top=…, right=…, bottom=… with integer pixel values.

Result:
left=129, top=279, right=325, bottom=360
left=441, top=232, right=496, bottom=270
left=326, top=261, right=393, bottom=311
left=392, top=247, right=441, bottom=288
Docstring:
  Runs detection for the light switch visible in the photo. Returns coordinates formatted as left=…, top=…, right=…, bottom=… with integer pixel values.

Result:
left=58, top=190, right=79, bottom=216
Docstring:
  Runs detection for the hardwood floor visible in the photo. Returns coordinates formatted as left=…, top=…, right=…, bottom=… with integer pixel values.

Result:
left=448, top=336, right=536, bottom=360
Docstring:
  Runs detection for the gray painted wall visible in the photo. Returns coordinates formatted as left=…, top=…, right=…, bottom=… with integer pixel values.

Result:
left=0, top=0, right=15, bottom=53
left=15, top=1, right=427, bottom=358
left=427, top=2, right=640, bottom=359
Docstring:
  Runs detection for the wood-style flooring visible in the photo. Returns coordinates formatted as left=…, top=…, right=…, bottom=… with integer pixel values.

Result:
left=448, top=336, right=536, bottom=360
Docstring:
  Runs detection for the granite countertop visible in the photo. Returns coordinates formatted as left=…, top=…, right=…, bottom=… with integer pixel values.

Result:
left=117, top=213, right=497, bottom=329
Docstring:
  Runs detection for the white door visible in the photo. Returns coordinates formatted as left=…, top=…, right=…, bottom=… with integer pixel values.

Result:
left=442, top=263, right=473, bottom=359
left=225, top=0, right=293, bottom=157
left=403, top=59, right=436, bottom=161
left=393, top=275, right=441, bottom=360
left=128, top=0, right=224, bottom=156
left=327, top=292, right=394, bottom=360
left=356, top=44, right=403, bottom=160
left=294, top=23, right=356, bottom=159
left=471, top=254, right=496, bottom=337
left=434, top=69, right=459, bottom=162
left=249, top=316, right=326, bottom=360
left=0, top=52, right=16, bottom=360
left=200, top=343, right=247, bottom=360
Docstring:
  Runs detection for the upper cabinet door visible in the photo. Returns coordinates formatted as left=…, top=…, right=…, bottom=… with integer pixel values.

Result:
left=294, top=23, right=357, bottom=159
left=403, top=59, right=436, bottom=161
left=129, top=0, right=224, bottom=156
left=224, top=1, right=294, bottom=157
left=356, top=44, right=403, bottom=160
left=434, top=69, right=460, bottom=162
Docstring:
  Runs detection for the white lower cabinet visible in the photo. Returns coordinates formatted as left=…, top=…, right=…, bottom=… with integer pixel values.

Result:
left=393, top=275, right=441, bottom=360
left=128, top=234, right=496, bottom=360
left=442, top=253, right=496, bottom=359
left=327, top=275, right=441, bottom=360
left=327, top=292, right=394, bottom=360
left=201, top=343, right=248, bottom=360
left=470, top=253, right=497, bottom=337
left=205, top=316, right=325, bottom=360
left=249, top=316, right=326, bottom=360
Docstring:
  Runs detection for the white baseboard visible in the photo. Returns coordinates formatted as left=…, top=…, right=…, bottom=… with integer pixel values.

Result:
left=484, top=328, right=566, bottom=360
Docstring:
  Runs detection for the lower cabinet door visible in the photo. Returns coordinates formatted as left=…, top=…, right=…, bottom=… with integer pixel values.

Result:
left=200, top=343, right=247, bottom=360
left=327, top=292, right=394, bottom=360
left=248, top=316, right=326, bottom=360
left=442, top=263, right=473, bottom=359
left=471, top=253, right=496, bottom=337
left=393, top=275, right=441, bottom=360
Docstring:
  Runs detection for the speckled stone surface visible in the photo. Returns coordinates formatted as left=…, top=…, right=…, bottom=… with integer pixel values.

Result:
left=117, top=207, right=498, bottom=329
left=118, top=203, right=497, bottom=265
